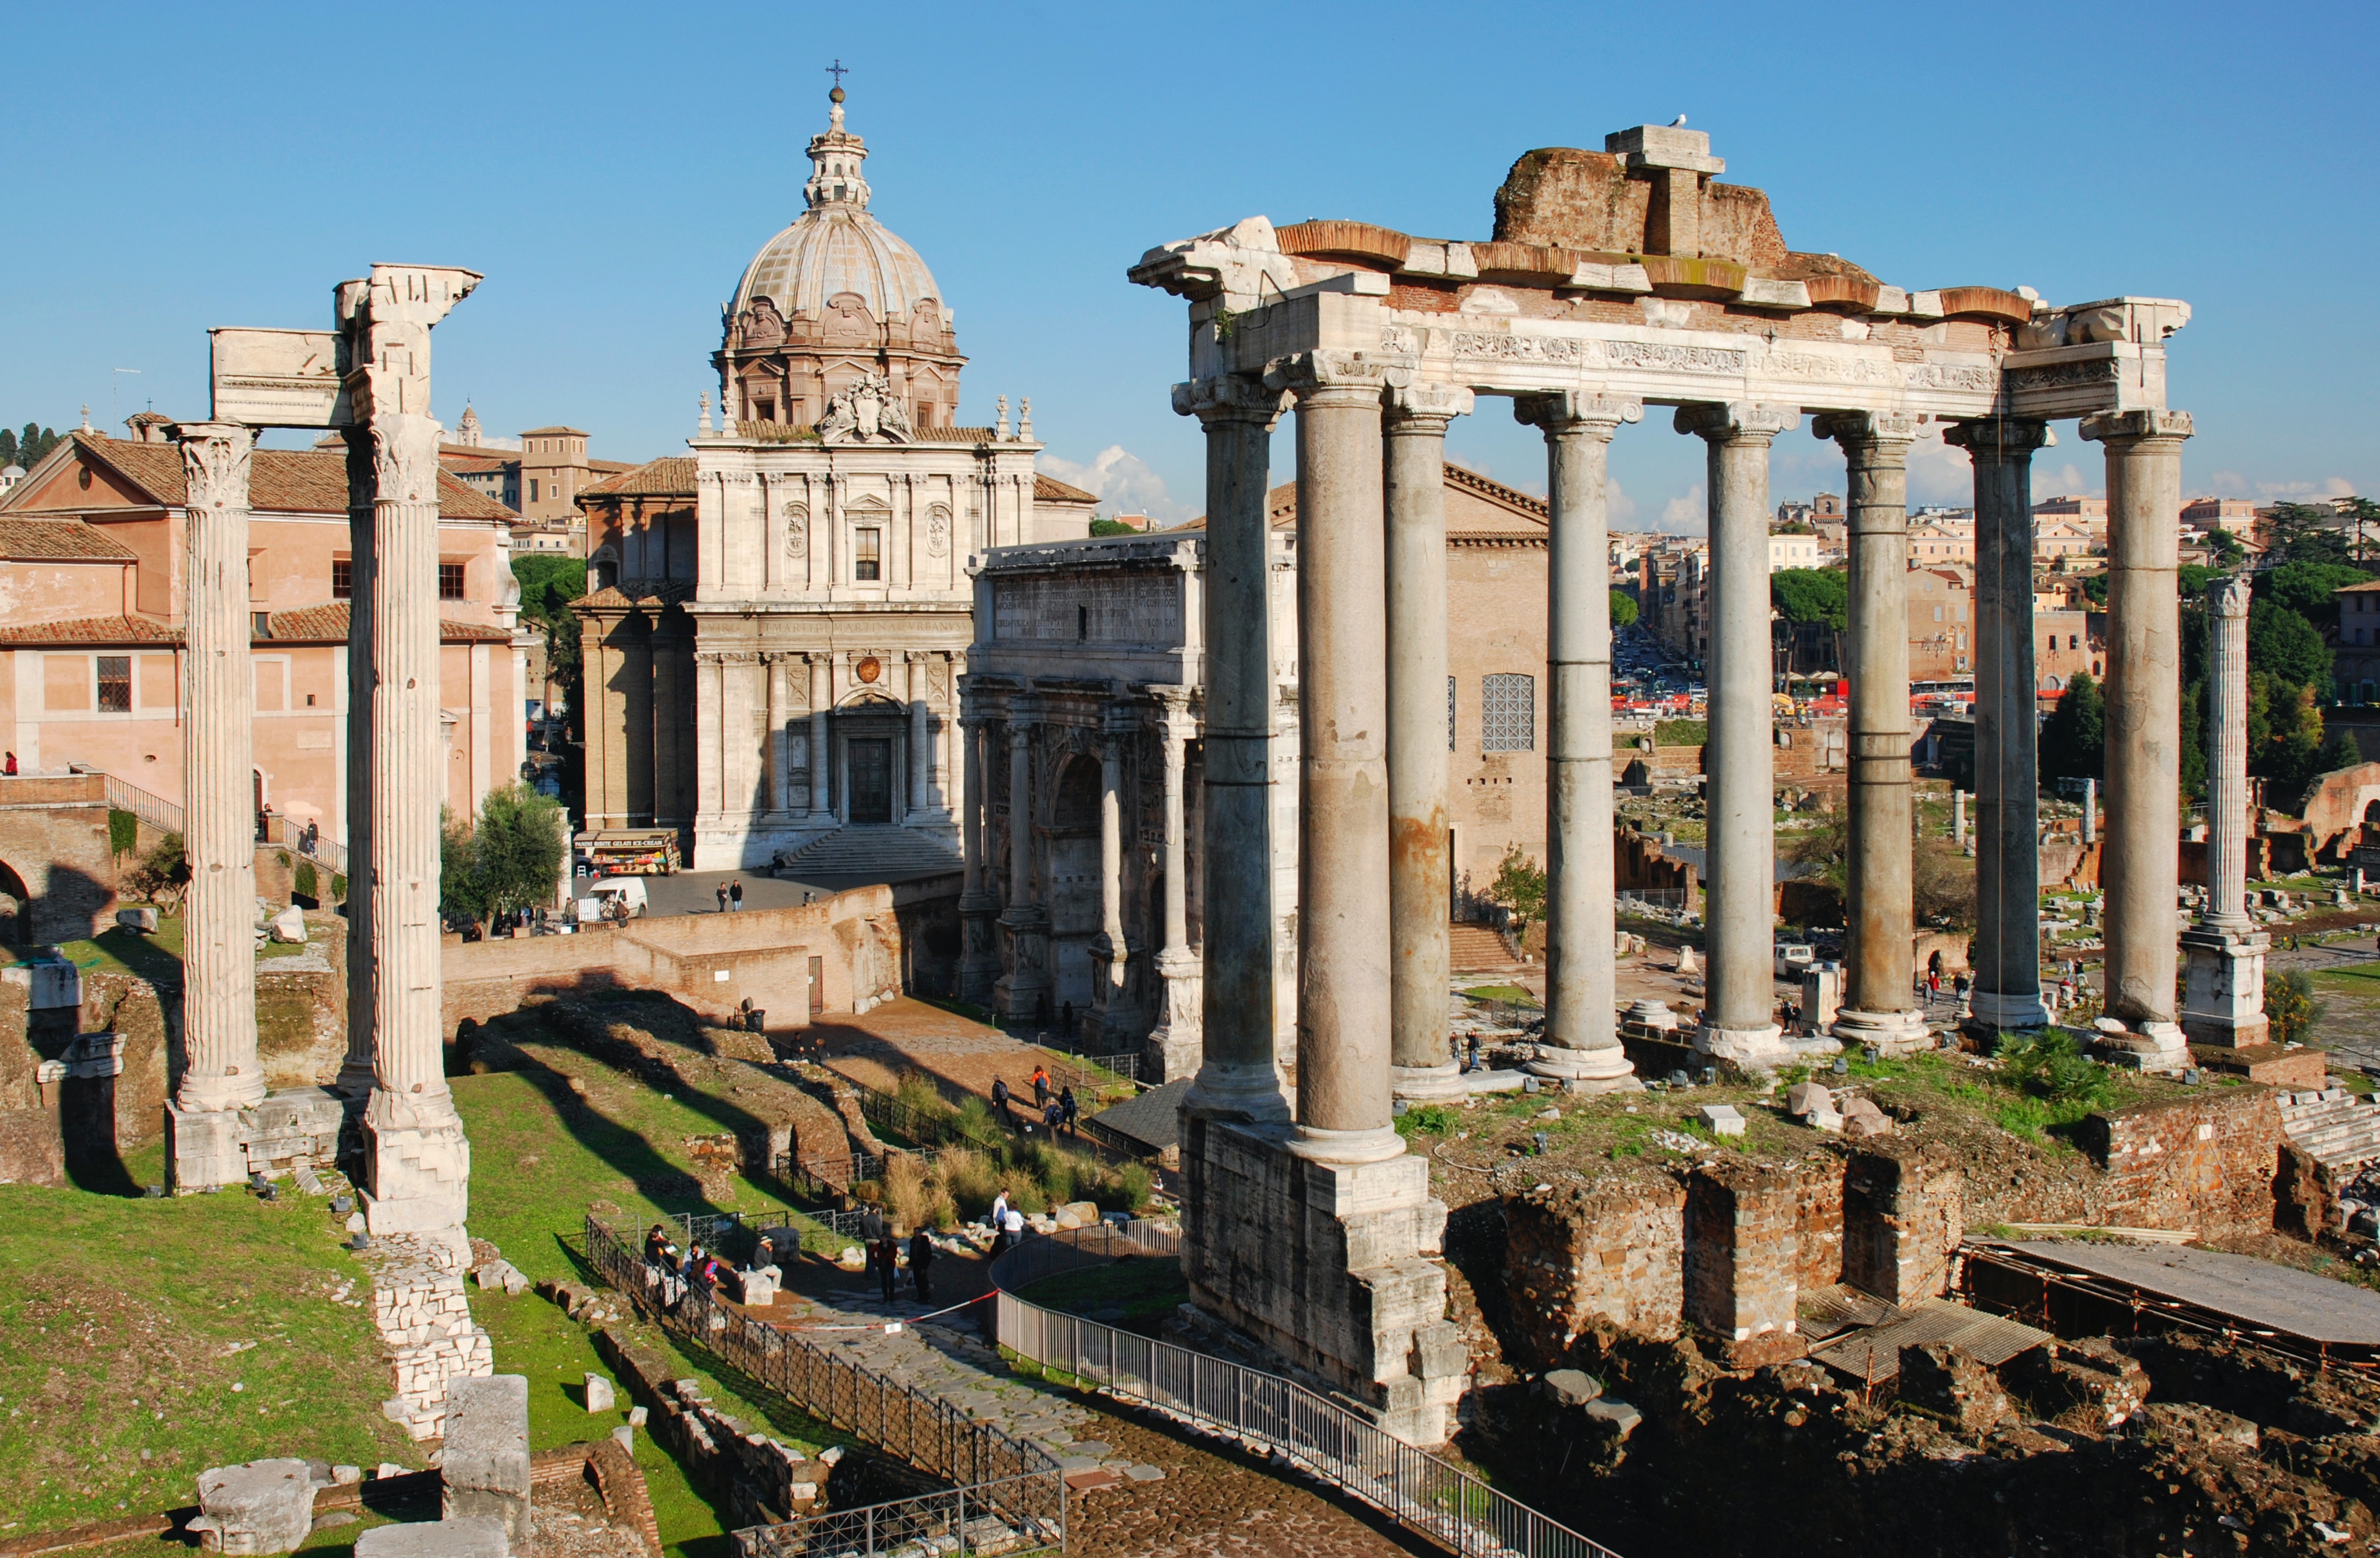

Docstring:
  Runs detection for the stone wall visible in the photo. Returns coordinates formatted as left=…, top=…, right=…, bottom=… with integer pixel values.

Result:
left=1840, top=1145, right=1965, bottom=1306
left=1683, top=1163, right=1800, bottom=1347
left=0, top=974, right=64, bottom=1185
left=598, top=1328, right=828, bottom=1528
left=1503, top=1170, right=1686, bottom=1356
left=441, top=884, right=907, bottom=1039
left=371, top=1248, right=494, bottom=1440
left=2076, top=1085, right=2283, bottom=1236
left=0, top=774, right=119, bottom=943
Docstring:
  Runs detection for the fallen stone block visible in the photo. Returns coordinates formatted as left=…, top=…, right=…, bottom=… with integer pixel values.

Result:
left=116, top=906, right=159, bottom=932
left=1538, top=1368, right=1603, bottom=1407
left=188, top=1459, right=318, bottom=1555
left=1786, top=1080, right=1833, bottom=1117
left=1053, top=1200, right=1101, bottom=1230
left=611, top=1425, right=635, bottom=1455
left=1696, top=1104, right=1745, bottom=1138
left=627, top=1405, right=649, bottom=1428
left=585, top=1373, right=616, bottom=1413
left=269, top=906, right=307, bottom=944
left=441, top=1375, right=531, bottom=1540
left=1580, top=1399, right=1642, bottom=1439
left=353, top=1518, right=510, bottom=1558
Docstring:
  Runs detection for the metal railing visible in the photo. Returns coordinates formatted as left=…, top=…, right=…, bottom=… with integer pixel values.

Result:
left=991, top=1225, right=1619, bottom=1558
left=98, top=772, right=182, bottom=836
left=733, top=1474, right=1059, bottom=1557
left=260, top=814, right=348, bottom=876
left=1035, top=1050, right=1142, bottom=1093
left=584, top=1213, right=1066, bottom=1545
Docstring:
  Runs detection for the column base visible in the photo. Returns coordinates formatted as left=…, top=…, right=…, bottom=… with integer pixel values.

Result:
left=2090, top=1017, right=2192, bottom=1075
left=1142, top=951, right=1203, bottom=1084
left=1183, top=1060, right=1292, bottom=1124
left=1182, top=1116, right=1467, bottom=1447
left=2180, top=926, right=2271, bottom=1050
left=1830, top=1007, right=1935, bottom=1057
left=360, top=1093, right=473, bottom=1237
left=1525, top=1044, right=1643, bottom=1093
left=164, top=1103, right=247, bottom=1193
left=1392, top=1061, right=1475, bottom=1101
left=1284, top=1123, right=1410, bottom=1165
left=1964, top=990, right=2049, bottom=1041
left=1695, top=1022, right=1790, bottom=1069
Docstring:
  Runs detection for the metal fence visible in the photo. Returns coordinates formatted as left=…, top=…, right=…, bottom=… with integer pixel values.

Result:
left=732, top=1474, right=1059, bottom=1557
left=585, top=1214, right=1067, bottom=1545
left=98, top=772, right=182, bottom=837
left=991, top=1226, right=1619, bottom=1558
left=1034, top=1048, right=1142, bottom=1091
left=260, top=813, right=348, bottom=876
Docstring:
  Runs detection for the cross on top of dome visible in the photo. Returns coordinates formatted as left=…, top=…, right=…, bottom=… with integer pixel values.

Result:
left=804, top=78, right=871, bottom=212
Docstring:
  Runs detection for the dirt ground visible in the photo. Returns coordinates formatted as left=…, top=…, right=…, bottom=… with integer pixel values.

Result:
left=808, top=998, right=1057, bottom=1105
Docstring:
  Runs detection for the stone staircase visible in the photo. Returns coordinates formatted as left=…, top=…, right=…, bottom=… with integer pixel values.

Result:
left=1448, top=920, right=1522, bottom=974
left=772, top=825, right=961, bottom=888
left=2277, top=1088, right=2380, bottom=1172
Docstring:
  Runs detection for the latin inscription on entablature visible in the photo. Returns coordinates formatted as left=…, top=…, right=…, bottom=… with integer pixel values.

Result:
left=2003, top=358, right=2122, bottom=393
left=1446, top=332, right=1751, bottom=376
left=993, top=573, right=1184, bottom=647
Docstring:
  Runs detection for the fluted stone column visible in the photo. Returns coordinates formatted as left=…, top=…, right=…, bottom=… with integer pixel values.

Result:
left=337, top=429, right=379, bottom=1098
left=2084, top=409, right=2194, bottom=1068
left=956, top=690, right=1002, bottom=1001
left=1277, top=352, right=1401, bottom=1163
left=344, top=264, right=479, bottom=1242
left=1144, top=687, right=1201, bottom=1080
left=1678, top=403, right=1797, bottom=1065
left=994, top=692, right=1049, bottom=1025
left=1815, top=411, right=1929, bottom=1053
left=1385, top=383, right=1471, bottom=1101
left=1948, top=418, right=2052, bottom=1037
left=1173, top=375, right=1290, bottom=1120
left=1522, top=392, right=1643, bottom=1089
left=2181, top=574, right=2269, bottom=1046
left=166, top=423, right=263, bottom=1190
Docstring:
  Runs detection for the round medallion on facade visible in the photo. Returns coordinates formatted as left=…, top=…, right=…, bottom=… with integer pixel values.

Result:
left=856, top=655, right=882, bottom=684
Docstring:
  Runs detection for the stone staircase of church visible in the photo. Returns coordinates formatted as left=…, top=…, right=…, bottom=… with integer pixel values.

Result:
left=773, top=825, right=961, bottom=888
left=1448, top=920, right=1523, bottom=974
left=2278, top=1088, right=2380, bottom=1172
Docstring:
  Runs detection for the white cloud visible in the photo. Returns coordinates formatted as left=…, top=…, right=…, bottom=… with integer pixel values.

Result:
left=2030, top=462, right=2097, bottom=501
left=1656, top=482, right=1707, bottom=535
left=2255, top=475, right=2357, bottom=501
left=1036, top=445, right=1193, bottom=527
left=1608, top=476, right=1640, bottom=529
left=1905, top=426, right=1971, bottom=506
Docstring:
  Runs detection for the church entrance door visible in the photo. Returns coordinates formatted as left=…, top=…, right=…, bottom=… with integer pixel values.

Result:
left=849, top=739, right=893, bottom=824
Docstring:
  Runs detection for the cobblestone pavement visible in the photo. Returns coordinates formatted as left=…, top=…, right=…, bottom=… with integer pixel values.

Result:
left=749, top=1287, right=1425, bottom=1557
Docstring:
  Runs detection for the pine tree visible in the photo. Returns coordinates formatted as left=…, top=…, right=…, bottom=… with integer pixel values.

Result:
left=2039, top=672, right=2105, bottom=785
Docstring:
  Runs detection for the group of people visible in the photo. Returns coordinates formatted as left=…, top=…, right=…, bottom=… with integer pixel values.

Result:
left=643, top=1223, right=777, bottom=1305
left=984, top=1190, right=1029, bottom=1261
left=715, top=879, right=747, bottom=913
left=863, top=1214, right=940, bottom=1305
left=990, top=1066, right=1080, bottom=1139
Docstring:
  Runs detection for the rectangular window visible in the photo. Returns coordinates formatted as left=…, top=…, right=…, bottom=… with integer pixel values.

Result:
left=855, top=528, right=882, bottom=581
left=96, top=655, right=131, bottom=713
left=1481, top=673, right=1536, bottom=753
left=438, top=564, right=466, bottom=600
left=332, top=559, right=353, bottom=599
left=528, top=478, right=540, bottom=502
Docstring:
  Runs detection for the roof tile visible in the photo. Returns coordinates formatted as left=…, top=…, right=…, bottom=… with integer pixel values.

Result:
left=0, top=517, right=139, bottom=561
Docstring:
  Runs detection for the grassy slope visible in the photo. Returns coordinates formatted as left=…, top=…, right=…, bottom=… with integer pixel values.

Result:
left=0, top=1035, right=853, bottom=1557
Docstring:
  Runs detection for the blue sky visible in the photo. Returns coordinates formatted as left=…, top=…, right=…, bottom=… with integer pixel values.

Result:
left=2, top=1, right=2372, bottom=530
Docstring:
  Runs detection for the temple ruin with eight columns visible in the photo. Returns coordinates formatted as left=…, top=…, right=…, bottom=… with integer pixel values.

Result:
left=1128, top=122, right=2196, bottom=1446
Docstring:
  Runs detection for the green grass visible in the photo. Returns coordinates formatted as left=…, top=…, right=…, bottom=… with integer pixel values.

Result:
left=39, top=916, right=312, bottom=983
left=1016, top=1255, right=1189, bottom=1334
left=0, top=1182, right=411, bottom=1534
left=2310, top=959, right=2380, bottom=996
left=1459, top=985, right=1538, bottom=1006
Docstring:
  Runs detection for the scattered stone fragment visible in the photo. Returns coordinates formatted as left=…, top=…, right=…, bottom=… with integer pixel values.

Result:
left=1540, top=1368, right=1603, bottom=1407
left=353, top=1517, right=509, bottom=1558
left=584, top=1374, right=616, bottom=1413
left=188, top=1459, right=317, bottom=1556
left=1697, top=1104, right=1745, bottom=1137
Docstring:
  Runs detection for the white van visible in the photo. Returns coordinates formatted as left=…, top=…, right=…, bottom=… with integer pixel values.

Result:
left=576, top=877, right=649, bottom=923
left=1773, top=943, right=1816, bottom=980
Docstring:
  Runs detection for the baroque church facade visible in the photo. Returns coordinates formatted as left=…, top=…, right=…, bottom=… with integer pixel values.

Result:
left=576, top=86, right=1092, bottom=872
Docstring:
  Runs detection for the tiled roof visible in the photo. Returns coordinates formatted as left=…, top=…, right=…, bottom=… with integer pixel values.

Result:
left=576, top=580, right=692, bottom=611
left=519, top=425, right=587, bottom=437
left=0, top=517, right=138, bottom=561
left=265, top=602, right=513, bottom=644
left=1444, top=463, right=1550, bottom=522
left=588, top=458, right=637, bottom=474
left=1035, top=472, right=1097, bottom=505
left=62, top=435, right=517, bottom=521
left=582, top=457, right=697, bottom=499
left=0, top=614, right=179, bottom=645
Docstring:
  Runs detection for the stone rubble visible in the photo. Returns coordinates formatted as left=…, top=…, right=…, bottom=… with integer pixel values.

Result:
left=366, top=1235, right=495, bottom=1440
left=188, top=1458, right=319, bottom=1555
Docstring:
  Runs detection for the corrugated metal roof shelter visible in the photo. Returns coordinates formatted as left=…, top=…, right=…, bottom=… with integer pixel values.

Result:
left=1810, top=1298, right=2052, bottom=1386
left=1984, top=1240, right=2380, bottom=1350
left=1083, top=1077, right=1190, bottom=1160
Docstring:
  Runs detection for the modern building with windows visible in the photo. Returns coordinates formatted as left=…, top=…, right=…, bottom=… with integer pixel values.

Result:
left=0, top=416, right=528, bottom=855
left=573, top=87, right=1094, bottom=871
left=957, top=462, right=1556, bottom=1077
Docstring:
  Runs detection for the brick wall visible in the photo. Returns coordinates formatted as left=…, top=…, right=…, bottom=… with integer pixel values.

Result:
left=0, top=776, right=118, bottom=943
left=2077, top=1085, right=2283, bottom=1237
left=1683, top=1163, right=1802, bottom=1343
left=1841, top=1145, right=1965, bottom=1306
left=1502, top=1172, right=1687, bottom=1359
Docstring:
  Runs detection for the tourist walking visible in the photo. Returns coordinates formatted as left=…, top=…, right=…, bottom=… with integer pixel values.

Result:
left=730, top=879, right=744, bottom=911
left=716, top=881, right=730, bottom=913
left=992, top=1076, right=1015, bottom=1129
left=874, top=1230, right=899, bottom=1303
left=1043, top=1098, right=1063, bottom=1136
left=1059, top=1086, right=1078, bottom=1139
left=1031, top=1066, right=1051, bottom=1111
left=909, top=1228, right=935, bottom=1303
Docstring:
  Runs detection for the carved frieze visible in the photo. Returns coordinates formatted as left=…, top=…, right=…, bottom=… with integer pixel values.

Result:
left=784, top=503, right=808, bottom=558
left=927, top=502, right=952, bottom=558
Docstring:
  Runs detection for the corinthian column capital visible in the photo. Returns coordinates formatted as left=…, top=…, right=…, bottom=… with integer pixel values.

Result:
left=1515, top=391, right=1642, bottom=436
left=176, top=422, right=255, bottom=509
left=2210, top=573, right=2253, bottom=618
left=1810, top=409, right=1923, bottom=451
left=1674, top=401, right=1798, bottom=444
left=1170, top=373, right=1291, bottom=428
left=2079, top=409, right=2194, bottom=447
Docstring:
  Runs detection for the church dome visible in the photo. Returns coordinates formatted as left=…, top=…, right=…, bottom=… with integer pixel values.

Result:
left=728, top=88, right=945, bottom=328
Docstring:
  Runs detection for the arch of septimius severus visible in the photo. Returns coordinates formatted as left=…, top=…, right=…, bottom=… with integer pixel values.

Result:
left=1133, top=123, right=2195, bottom=1446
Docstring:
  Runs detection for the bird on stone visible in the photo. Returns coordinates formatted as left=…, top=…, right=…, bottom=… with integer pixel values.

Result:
left=1670, top=114, right=1688, bottom=127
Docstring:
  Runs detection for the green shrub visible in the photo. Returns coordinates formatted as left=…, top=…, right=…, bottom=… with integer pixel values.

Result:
left=1396, top=1104, right=1462, bottom=1138
left=292, top=860, right=318, bottom=901
left=1103, top=1161, right=1154, bottom=1212
left=108, top=808, right=138, bottom=858
left=1995, top=1029, right=2115, bottom=1111
left=2268, top=969, right=2318, bottom=1046
left=329, top=873, right=346, bottom=900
